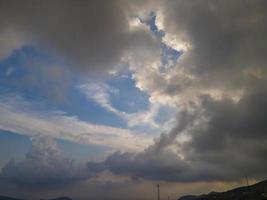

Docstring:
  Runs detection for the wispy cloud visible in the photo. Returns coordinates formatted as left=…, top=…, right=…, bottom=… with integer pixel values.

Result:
left=0, top=95, right=152, bottom=152
left=78, top=82, right=176, bottom=133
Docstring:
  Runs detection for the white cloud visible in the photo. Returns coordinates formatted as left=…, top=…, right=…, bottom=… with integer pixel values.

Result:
left=78, top=82, right=176, bottom=133
left=0, top=96, right=152, bottom=152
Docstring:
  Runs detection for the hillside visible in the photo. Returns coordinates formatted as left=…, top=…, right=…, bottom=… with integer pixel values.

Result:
left=178, top=179, right=267, bottom=200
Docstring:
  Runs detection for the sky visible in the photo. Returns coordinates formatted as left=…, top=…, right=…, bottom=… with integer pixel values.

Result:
left=0, top=0, right=267, bottom=199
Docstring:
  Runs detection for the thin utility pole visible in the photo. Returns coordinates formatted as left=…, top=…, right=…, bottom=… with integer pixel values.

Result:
left=157, top=184, right=160, bottom=200
left=245, top=175, right=249, bottom=186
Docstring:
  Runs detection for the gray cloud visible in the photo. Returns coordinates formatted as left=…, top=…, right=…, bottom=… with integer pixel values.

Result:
left=87, top=0, right=267, bottom=183
left=132, top=0, right=267, bottom=105
left=87, top=88, right=267, bottom=182
left=185, top=86, right=267, bottom=179
left=160, top=0, right=267, bottom=181
left=88, top=148, right=190, bottom=182
left=0, top=0, right=161, bottom=102
left=151, top=110, right=195, bottom=150
left=1, top=0, right=267, bottom=188
left=0, top=0, right=159, bottom=73
left=164, top=0, right=267, bottom=71
left=0, top=135, right=91, bottom=187
left=162, top=0, right=267, bottom=97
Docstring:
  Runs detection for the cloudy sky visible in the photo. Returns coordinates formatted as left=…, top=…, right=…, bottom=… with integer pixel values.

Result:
left=1, top=0, right=267, bottom=199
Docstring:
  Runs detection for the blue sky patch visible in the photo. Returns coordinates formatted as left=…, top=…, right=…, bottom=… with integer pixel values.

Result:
left=107, top=76, right=150, bottom=114
left=140, top=11, right=182, bottom=70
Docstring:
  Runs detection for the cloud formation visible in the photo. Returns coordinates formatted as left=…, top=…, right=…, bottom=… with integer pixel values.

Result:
left=86, top=0, right=267, bottom=183
left=1, top=0, right=267, bottom=191
left=79, top=82, right=175, bottom=131
left=0, top=135, right=90, bottom=187
left=130, top=0, right=267, bottom=106
left=0, top=95, right=152, bottom=152
left=0, top=0, right=160, bottom=74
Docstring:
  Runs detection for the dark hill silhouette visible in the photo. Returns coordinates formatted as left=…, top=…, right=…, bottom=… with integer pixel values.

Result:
left=0, top=196, right=24, bottom=200
left=0, top=196, right=72, bottom=200
left=41, top=197, right=72, bottom=200
left=178, top=195, right=198, bottom=200
left=178, top=179, right=267, bottom=200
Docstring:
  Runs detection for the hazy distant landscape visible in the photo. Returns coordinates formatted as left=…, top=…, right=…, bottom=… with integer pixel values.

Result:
left=1, top=179, right=267, bottom=200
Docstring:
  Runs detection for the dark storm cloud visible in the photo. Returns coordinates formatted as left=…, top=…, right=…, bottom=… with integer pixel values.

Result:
left=159, top=0, right=267, bottom=181
left=152, top=110, right=195, bottom=150
left=86, top=90, right=267, bottom=182
left=0, top=0, right=159, bottom=72
left=148, top=0, right=267, bottom=99
left=164, top=0, right=267, bottom=72
left=87, top=0, right=267, bottom=183
left=88, top=148, right=190, bottom=182
left=185, top=85, right=267, bottom=179
left=87, top=87, right=267, bottom=182
left=0, top=136, right=91, bottom=187
left=85, top=111, right=198, bottom=182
